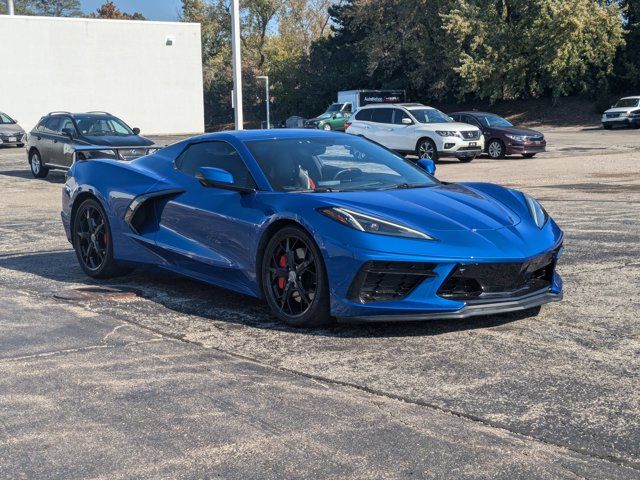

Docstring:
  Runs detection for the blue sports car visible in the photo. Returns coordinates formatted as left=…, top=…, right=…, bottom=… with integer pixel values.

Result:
left=61, top=130, right=563, bottom=327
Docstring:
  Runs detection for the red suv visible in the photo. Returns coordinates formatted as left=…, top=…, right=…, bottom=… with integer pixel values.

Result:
left=450, top=111, right=546, bottom=159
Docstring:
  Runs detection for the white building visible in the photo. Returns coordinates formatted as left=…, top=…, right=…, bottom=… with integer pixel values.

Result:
left=0, top=15, right=204, bottom=135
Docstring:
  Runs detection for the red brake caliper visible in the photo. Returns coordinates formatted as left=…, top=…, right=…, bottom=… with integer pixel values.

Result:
left=277, top=255, right=287, bottom=290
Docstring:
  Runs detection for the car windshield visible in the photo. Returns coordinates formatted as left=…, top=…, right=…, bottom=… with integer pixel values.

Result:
left=409, top=108, right=453, bottom=124
left=74, top=115, right=134, bottom=136
left=614, top=98, right=640, bottom=108
left=477, top=114, right=513, bottom=128
left=326, top=103, right=344, bottom=113
left=245, top=136, right=439, bottom=193
left=0, top=113, right=16, bottom=124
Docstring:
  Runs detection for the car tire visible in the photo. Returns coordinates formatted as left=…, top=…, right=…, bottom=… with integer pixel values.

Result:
left=522, top=153, right=536, bottom=158
left=323, top=123, right=332, bottom=131
left=603, top=124, right=613, bottom=130
left=416, top=138, right=439, bottom=161
left=29, top=149, right=49, bottom=178
left=261, top=225, right=332, bottom=328
left=458, top=156, right=474, bottom=163
left=72, top=198, right=132, bottom=279
left=487, top=139, right=506, bottom=159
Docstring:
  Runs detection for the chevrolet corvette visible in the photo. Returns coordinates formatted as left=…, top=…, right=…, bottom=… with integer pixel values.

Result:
left=61, top=130, right=563, bottom=327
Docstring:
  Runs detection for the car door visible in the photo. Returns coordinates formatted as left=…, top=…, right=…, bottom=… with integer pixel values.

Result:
left=153, top=140, right=265, bottom=293
left=367, top=108, right=393, bottom=146
left=56, top=116, right=78, bottom=168
left=385, top=108, right=414, bottom=151
left=34, top=116, right=63, bottom=167
left=44, top=115, right=69, bottom=168
left=347, top=108, right=373, bottom=136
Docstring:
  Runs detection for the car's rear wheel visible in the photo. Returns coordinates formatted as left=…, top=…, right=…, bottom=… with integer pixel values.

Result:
left=29, top=150, right=49, bottom=178
left=522, top=153, right=537, bottom=158
left=417, top=138, right=439, bottom=161
left=261, top=226, right=331, bottom=327
left=603, top=124, right=613, bottom=130
left=323, top=123, right=332, bottom=131
left=487, top=139, right=505, bottom=159
left=72, top=198, right=131, bottom=279
left=458, top=156, right=475, bottom=163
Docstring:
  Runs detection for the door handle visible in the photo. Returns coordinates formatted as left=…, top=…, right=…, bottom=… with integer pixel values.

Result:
left=53, top=139, right=58, bottom=143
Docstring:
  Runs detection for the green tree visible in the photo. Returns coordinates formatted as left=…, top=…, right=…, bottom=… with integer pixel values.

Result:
left=26, top=0, right=82, bottom=16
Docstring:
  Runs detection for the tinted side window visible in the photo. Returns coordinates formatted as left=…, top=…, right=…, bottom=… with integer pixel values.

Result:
left=354, top=109, right=372, bottom=121
left=60, top=117, right=76, bottom=133
left=176, top=141, right=255, bottom=189
left=465, top=115, right=480, bottom=126
left=371, top=108, right=393, bottom=124
left=43, top=117, right=62, bottom=134
left=392, top=109, right=411, bottom=125
left=450, top=114, right=461, bottom=122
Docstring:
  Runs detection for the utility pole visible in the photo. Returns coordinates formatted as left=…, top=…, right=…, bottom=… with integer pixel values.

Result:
left=257, top=76, right=270, bottom=129
left=230, top=0, right=243, bottom=130
left=7, top=0, right=15, bottom=15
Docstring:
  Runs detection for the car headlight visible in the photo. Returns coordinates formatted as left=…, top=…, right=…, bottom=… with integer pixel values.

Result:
left=318, top=207, right=435, bottom=240
left=523, top=193, right=548, bottom=228
left=506, top=134, right=527, bottom=142
left=436, top=130, right=461, bottom=138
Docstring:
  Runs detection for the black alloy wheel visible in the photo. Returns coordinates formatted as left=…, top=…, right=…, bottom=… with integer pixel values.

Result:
left=72, top=198, right=130, bottom=278
left=262, top=226, right=331, bottom=327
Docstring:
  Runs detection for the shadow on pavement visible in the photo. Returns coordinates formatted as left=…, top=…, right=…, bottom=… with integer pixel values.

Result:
left=0, top=169, right=66, bottom=183
left=0, top=250, right=525, bottom=339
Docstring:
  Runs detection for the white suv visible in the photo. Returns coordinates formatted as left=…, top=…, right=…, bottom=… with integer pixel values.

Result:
left=345, top=103, right=484, bottom=162
left=601, top=96, right=640, bottom=129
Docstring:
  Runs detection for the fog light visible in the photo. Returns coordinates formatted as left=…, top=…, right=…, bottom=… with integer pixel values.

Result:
left=444, top=143, right=455, bottom=149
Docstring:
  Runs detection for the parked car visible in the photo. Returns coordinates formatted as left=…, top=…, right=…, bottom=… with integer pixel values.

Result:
left=601, top=96, right=640, bottom=129
left=305, top=105, right=352, bottom=131
left=62, top=130, right=563, bottom=327
left=346, top=103, right=483, bottom=162
left=26, top=111, right=154, bottom=178
left=0, top=111, right=26, bottom=148
left=450, top=111, right=546, bottom=159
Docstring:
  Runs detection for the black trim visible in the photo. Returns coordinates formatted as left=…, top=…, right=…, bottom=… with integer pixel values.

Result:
left=348, top=261, right=436, bottom=303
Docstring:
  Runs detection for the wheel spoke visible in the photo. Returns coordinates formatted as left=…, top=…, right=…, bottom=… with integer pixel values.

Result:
left=296, top=282, right=311, bottom=306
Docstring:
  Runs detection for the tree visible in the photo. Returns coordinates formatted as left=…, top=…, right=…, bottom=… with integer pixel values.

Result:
left=90, top=1, right=146, bottom=20
left=0, top=0, right=34, bottom=15
left=26, top=0, right=82, bottom=16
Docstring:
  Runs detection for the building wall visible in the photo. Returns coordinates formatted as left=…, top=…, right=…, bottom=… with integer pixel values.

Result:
left=0, top=15, right=204, bottom=135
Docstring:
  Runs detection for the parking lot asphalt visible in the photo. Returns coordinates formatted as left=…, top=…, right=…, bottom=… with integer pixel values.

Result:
left=0, top=127, right=639, bottom=479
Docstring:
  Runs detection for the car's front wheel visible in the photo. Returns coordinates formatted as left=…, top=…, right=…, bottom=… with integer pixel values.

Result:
left=29, top=150, right=49, bottom=178
left=261, top=226, right=331, bottom=327
left=322, top=123, right=332, bottom=131
left=603, top=124, right=613, bottom=130
left=487, top=139, right=506, bottom=159
left=417, top=138, right=439, bottom=161
left=72, top=198, right=131, bottom=279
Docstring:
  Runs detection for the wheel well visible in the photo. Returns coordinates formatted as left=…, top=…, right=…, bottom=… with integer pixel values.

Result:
left=488, top=137, right=504, bottom=146
left=255, top=219, right=313, bottom=297
left=28, top=147, right=39, bottom=159
left=415, top=136, right=435, bottom=153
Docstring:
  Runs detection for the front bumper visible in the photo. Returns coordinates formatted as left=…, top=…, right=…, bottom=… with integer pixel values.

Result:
left=506, top=141, right=546, bottom=155
left=0, top=134, right=25, bottom=146
left=438, top=136, right=485, bottom=158
left=602, top=116, right=640, bottom=126
left=345, top=289, right=562, bottom=322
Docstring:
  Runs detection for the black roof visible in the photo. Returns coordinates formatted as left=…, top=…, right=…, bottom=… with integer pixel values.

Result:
left=450, top=111, right=497, bottom=117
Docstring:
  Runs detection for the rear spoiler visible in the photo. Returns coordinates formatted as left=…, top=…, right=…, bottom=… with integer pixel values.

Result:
left=71, top=145, right=163, bottom=162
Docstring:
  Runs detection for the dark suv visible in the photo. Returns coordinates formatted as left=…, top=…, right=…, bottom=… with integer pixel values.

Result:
left=450, top=111, right=546, bottom=159
left=26, top=111, right=154, bottom=178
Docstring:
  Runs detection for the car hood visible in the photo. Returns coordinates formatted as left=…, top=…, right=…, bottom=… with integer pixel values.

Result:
left=0, top=123, right=24, bottom=134
left=604, top=107, right=637, bottom=114
left=416, top=122, right=480, bottom=132
left=487, top=126, right=543, bottom=137
left=81, top=135, right=154, bottom=147
left=315, top=183, right=522, bottom=232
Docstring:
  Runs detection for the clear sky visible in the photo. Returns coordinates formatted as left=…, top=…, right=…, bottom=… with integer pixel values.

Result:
left=81, top=0, right=183, bottom=21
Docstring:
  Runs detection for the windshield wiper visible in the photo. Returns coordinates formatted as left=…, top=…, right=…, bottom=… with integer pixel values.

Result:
left=377, top=183, right=431, bottom=190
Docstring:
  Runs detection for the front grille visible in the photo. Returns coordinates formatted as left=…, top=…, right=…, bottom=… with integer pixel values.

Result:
left=525, top=135, right=544, bottom=142
left=0, top=133, right=23, bottom=142
left=438, top=251, right=556, bottom=301
left=348, top=261, right=436, bottom=303
left=606, top=113, right=621, bottom=119
left=461, top=131, right=480, bottom=140
left=458, top=146, right=482, bottom=152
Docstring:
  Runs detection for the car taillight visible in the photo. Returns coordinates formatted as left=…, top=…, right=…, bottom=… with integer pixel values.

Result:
left=345, top=122, right=352, bottom=130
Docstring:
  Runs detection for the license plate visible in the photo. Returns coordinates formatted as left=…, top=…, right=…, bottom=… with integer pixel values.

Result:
left=8, top=137, right=16, bottom=142
left=469, top=142, right=477, bottom=147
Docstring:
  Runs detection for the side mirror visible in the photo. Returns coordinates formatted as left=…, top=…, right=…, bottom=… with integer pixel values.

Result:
left=417, top=158, right=436, bottom=175
left=401, top=117, right=413, bottom=125
left=61, top=128, right=74, bottom=139
left=196, top=167, right=255, bottom=193
left=132, top=127, right=141, bottom=135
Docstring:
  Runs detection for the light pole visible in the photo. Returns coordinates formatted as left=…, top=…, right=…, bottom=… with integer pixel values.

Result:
left=230, top=0, right=243, bottom=130
left=257, top=75, right=270, bottom=129
left=7, top=0, right=15, bottom=15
